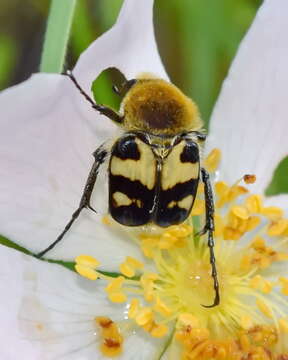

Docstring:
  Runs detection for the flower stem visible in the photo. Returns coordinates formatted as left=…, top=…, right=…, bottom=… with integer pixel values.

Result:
left=40, top=0, right=77, bottom=73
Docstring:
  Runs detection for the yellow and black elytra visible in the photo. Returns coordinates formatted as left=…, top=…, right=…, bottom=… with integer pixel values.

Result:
left=37, top=71, right=219, bottom=307
left=109, top=133, right=200, bottom=228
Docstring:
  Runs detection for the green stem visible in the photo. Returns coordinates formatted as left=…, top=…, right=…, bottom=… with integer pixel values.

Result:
left=40, top=0, right=77, bottom=73
left=158, top=325, right=176, bottom=360
left=0, top=234, right=138, bottom=279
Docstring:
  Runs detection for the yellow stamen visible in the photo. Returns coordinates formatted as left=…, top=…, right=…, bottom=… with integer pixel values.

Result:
left=143, top=320, right=169, bottom=338
left=178, top=313, right=200, bottom=328
left=279, top=277, right=288, bottom=296
left=167, top=224, right=193, bottom=238
left=75, top=264, right=98, bottom=281
left=227, top=185, right=248, bottom=202
left=261, top=206, right=284, bottom=220
left=96, top=317, right=123, bottom=357
left=267, top=218, right=288, bottom=236
left=158, top=231, right=178, bottom=249
left=149, top=322, right=168, bottom=338
left=128, top=298, right=140, bottom=319
left=204, top=148, right=221, bottom=173
left=135, top=307, right=153, bottom=326
left=141, top=273, right=157, bottom=302
left=139, top=234, right=159, bottom=258
left=119, top=256, right=144, bottom=278
left=245, top=194, right=263, bottom=213
left=223, top=226, right=242, bottom=240
left=249, top=275, right=272, bottom=294
left=240, top=315, right=254, bottom=330
left=126, top=256, right=144, bottom=269
left=75, top=254, right=100, bottom=267
left=153, top=296, right=172, bottom=317
left=231, top=205, right=249, bottom=220
left=105, top=276, right=124, bottom=293
left=256, top=299, right=273, bottom=318
left=240, top=334, right=251, bottom=352
left=215, top=181, right=229, bottom=197
left=246, top=216, right=261, bottom=231
left=279, top=318, right=288, bottom=333
left=108, top=292, right=127, bottom=303
left=105, top=276, right=127, bottom=303
left=74, top=255, right=100, bottom=280
left=119, top=262, right=135, bottom=278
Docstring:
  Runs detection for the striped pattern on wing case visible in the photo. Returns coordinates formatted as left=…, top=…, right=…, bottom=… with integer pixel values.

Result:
left=109, top=134, right=200, bottom=227
left=155, top=139, right=200, bottom=227
left=109, top=135, right=157, bottom=226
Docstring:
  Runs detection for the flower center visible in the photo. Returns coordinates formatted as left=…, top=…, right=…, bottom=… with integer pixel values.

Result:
left=75, top=149, right=288, bottom=359
left=183, top=261, right=214, bottom=300
left=151, top=245, right=218, bottom=315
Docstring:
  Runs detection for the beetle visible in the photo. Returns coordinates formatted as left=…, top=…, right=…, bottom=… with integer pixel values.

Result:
left=37, top=71, right=219, bottom=307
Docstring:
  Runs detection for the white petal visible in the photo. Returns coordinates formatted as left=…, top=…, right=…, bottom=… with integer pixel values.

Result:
left=0, top=246, right=42, bottom=358
left=74, top=0, right=168, bottom=89
left=208, top=0, right=288, bottom=194
left=0, top=75, right=143, bottom=267
left=0, top=0, right=167, bottom=265
left=0, top=246, right=167, bottom=359
left=264, top=194, right=288, bottom=212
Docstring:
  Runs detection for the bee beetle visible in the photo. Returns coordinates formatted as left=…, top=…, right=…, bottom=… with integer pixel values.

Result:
left=37, top=71, right=219, bottom=307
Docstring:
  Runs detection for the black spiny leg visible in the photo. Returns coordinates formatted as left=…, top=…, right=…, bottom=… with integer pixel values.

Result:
left=64, top=70, right=124, bottom=124
left=36, top=147, right=107, bottom=258
left=200, top=168, right=220, bottom=308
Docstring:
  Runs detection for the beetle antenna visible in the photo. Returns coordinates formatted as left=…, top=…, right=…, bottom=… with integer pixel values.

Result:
left=64, top=70, right=96, bottom=107
left=64, top=70, right=123, bottom=123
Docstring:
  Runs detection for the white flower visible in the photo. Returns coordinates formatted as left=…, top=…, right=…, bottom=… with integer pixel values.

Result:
left=1, top=0, right=288, bottom=359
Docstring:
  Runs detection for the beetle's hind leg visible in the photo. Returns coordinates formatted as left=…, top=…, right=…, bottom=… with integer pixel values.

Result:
left=36, top=147, right=107, bottom=258
left=199, top=168, right=220, bottom=308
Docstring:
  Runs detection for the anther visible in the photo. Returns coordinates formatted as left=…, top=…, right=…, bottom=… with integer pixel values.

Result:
left=243, top=174, right=256, bottom=184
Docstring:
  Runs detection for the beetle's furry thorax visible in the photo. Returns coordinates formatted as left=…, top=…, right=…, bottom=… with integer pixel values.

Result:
left=121, top=78, right=203, bottom=135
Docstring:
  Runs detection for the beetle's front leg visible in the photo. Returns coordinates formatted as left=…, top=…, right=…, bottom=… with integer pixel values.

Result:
left=36, top=146, right=107, bottom=258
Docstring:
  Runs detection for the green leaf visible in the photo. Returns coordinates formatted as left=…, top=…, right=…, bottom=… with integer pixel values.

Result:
left=0, top=235, right=32, bottom=255
left=0, top=35, right=17, bottom=90
left=91, top=67, right=125, bottom=110
left=265, top=156, right=288, bottom=196
left=70, top=0, right=95, bottom=57
left=40, top=0, right=77, bottom=73
left=97, top=0, right=124, bottom=32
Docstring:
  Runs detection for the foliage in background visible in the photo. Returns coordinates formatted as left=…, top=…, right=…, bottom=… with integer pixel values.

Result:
left=40, top=0, right=77, bottom=73
left=0, top=0, right=286, bottom=195
left=0, top=0, right=261, bottom=122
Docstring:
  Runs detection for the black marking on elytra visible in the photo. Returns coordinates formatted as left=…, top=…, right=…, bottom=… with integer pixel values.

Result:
left=109, top=175, right=155, bottom=226
left=180, top=140, right=199, bottom=163
left=112, top=135, right=140, bottom=160
left=109, top=135, right=201, bottom=227
left=155, top=178, right=199, bottom=227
